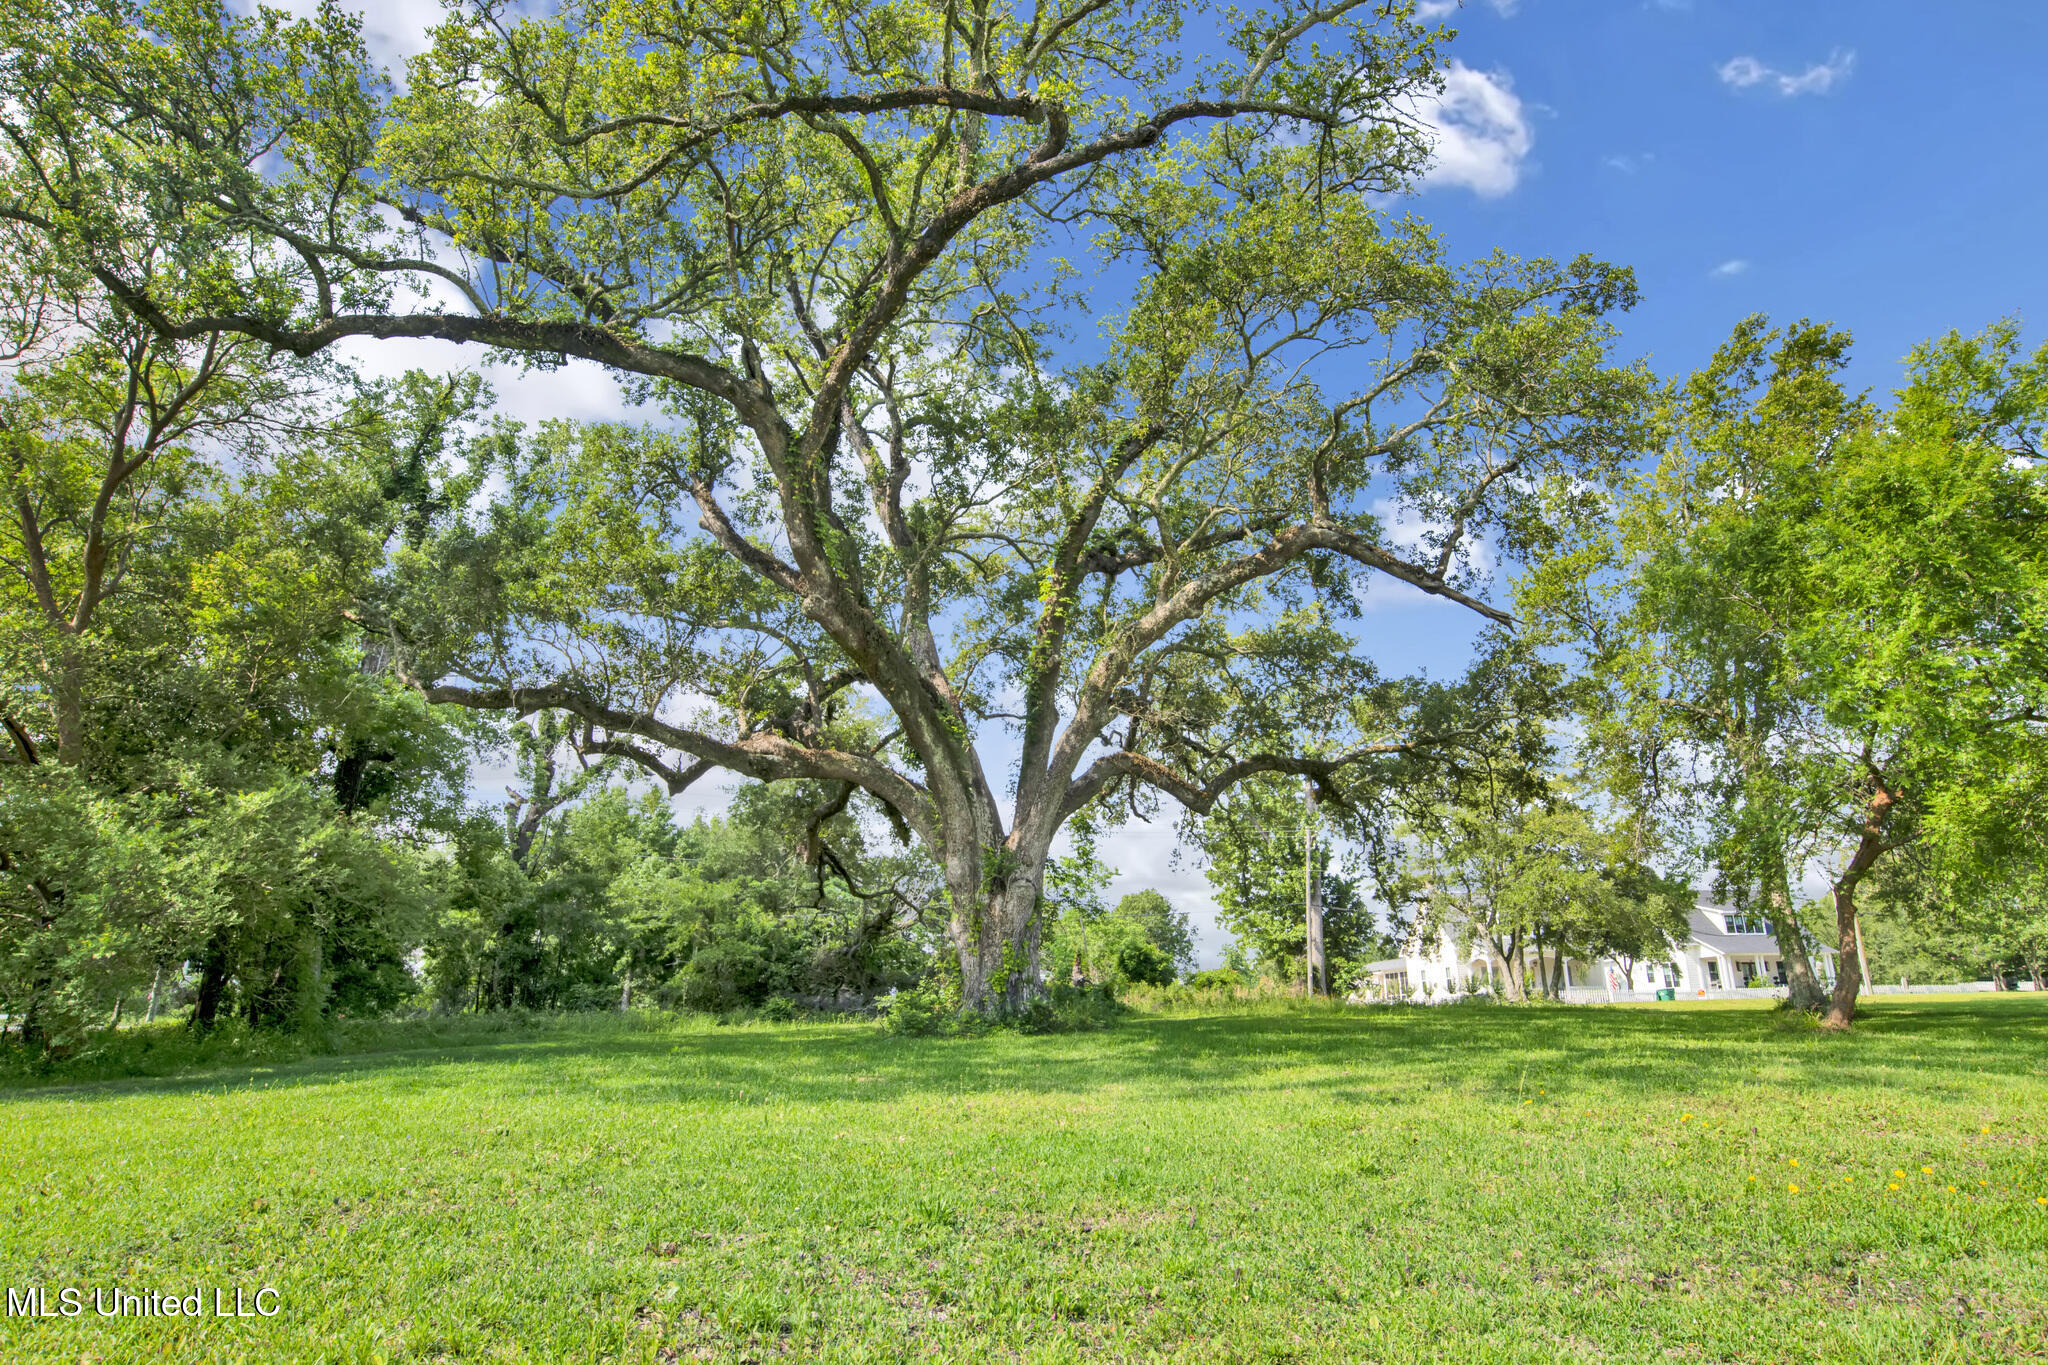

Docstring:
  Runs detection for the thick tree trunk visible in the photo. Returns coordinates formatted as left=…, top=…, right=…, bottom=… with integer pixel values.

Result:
left=953, top=859, right=1046, bottom=1015
left=1767, top=858, right=1830, bottom=1012
left=1492, top=934, right=1527, bottom=1003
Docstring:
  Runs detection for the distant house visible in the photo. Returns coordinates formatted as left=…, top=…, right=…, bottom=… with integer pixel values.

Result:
left=1360, top=902, right=1840, bottom=1002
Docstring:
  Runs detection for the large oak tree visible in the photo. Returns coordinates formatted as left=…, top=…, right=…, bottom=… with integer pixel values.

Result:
left=2, top=0, right=1650, bottom=1009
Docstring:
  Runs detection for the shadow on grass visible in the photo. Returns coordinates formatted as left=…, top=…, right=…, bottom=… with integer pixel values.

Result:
left=7, top=994, right=2042, bottom=1114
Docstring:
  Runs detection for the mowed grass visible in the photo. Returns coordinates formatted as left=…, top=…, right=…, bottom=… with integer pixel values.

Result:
left=3, top=998, right=2045, bottom=1364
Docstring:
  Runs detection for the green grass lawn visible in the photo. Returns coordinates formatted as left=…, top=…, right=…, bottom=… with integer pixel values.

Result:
left=3, top=997, right=2045, bottom=1364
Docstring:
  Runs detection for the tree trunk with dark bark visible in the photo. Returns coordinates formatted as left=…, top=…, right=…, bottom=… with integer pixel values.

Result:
left=191, top=932, right=233, bottom=1030
left=16, top=896, right=59, bottom=1052
left=1820, top=789, right=1895, bottom=1032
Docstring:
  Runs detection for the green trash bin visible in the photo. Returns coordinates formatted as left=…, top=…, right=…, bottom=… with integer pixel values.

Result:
left=1655, top=988, right=1676, bottom=1002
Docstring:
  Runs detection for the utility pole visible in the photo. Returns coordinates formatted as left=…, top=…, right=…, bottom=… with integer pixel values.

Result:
left=1304, top=779, right=1326, bottom=996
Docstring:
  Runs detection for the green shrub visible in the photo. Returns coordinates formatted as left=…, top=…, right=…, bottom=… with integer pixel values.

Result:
left=676, top=940, right=781, bottom=1013
left=1088, top=917, right=1176, bottom=988
left=1185, top=968, right=1245, bottom=991
left=881, top=982, right=952, bottom=1036
left=1017, top=984, right=1124, bottom=1034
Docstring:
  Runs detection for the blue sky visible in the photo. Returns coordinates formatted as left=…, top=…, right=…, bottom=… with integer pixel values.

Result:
left=298, top=0, right=2048, bottom=964
left=1435, top=0, right=2044, bottom=384
left=1359, top=0, right=2048, bottom=682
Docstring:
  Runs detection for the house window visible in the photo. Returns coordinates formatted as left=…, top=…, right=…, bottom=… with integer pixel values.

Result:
left=1706, top=960, right=1721, bottom=987
left=1724, top=912, right=1769, bottom=935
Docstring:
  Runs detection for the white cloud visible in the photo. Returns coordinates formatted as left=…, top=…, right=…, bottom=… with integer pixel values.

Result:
left=326, top=271, right=638, bottom=428
left=1717, top=49, right=1856, bottom=97
left=1709, top=258, right=1749, bottom=279
left=1095, top=819, right=1237, bottom=970
left=250, top=0, right=441, bottom=82
left=1404, top=62, right=1535, bottom=198
left=1349, top=497, right=1501, bottom=612
left=1601, top=151, right=1655, bottom=174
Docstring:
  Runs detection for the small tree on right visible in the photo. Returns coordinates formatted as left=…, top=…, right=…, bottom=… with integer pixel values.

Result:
left=1528, top=317, right=2048, bottom=1028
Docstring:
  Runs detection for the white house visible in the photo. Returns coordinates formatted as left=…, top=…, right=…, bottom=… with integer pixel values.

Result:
left=1359, top=902, right=1840, bottom=1003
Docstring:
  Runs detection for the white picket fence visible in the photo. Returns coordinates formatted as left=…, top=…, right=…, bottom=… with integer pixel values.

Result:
left=1557, top=980, right=2038, bottom=1005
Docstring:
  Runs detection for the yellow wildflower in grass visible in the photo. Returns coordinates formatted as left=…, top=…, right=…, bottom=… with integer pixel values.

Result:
left=1788, top=1158, right=1799, bottom=1167
left=1946, top=1185, right=1958, bottom=1193
left=1788, top=1184, right=1800, bottom=1193
left=1893, top=1169, right=1906, bottom=1178
left=1921, top=1166, right=1934, bottom=1174
left=1980, top=1126, right=1990, bottom=1134
left=2037, top=1197, right=2046, bottom=1206
left=1888, top=1183, right=1901, bottom=1191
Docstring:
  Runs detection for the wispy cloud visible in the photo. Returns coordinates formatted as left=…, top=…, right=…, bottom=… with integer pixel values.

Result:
left=250, top=0, right=441, bottom=85
left=1416, top=0, right=1522, bottom=20
left=1709, top=259, right=1750, bottom=279
left=1717, top=49, right=1856, bottom=97
left=1602, top=152, right=1655, bottom=174
left=1402, top=62, right=1535, bottom=198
